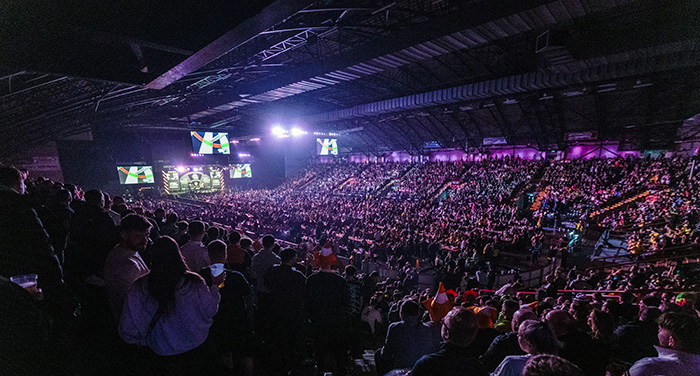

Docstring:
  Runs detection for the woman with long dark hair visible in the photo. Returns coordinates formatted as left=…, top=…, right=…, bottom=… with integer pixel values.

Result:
left=119, top=236, right=223, bottom=374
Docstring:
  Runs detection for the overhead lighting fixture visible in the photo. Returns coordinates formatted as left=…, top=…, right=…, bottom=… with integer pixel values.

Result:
left=250, top=138, right=261, bottom=142
left=504, top=99, right=518, bottom=105
left=271, top=126, right=288, bottom=137
left=232, top=140, right=239, bottom=144
left=539, top=93, right=553, bottom=100
left=633, top=79, right=653, bottom=89
left=563, top=90, right=584, bottom=97
left=597, top=83, right=617, bottom=93
left=459, top=106, right=473, bottom=111
left=290, top=127, right=306, bottom=136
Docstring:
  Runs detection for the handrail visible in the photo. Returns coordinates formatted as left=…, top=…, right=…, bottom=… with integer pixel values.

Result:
left=591, top=243, right=696, bottom=265
left=587, top=248, right=700, bottom=271
left=479, top=287, right=700, bottom=296
left=597, top=187, right=645, bottom=212
left=607, top=220, right=669, bottom=234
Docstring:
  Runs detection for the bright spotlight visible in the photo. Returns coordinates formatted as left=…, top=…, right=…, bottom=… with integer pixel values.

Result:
left=176, top=166, right=186, bottom=173
left=291, top=127, right=305, bottom=136
left=271, top=126, right=287, bottom=137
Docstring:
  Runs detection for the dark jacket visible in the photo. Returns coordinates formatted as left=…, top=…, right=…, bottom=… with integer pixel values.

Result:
left=412, top=343, right=488, bottom=376
left=0, top=185, right=63, bottom=292
left=480, top=331, right=526, bottom=372
left=265, top=263, right=306, bottom=319
left=559, top=330, right=607, bottom=376
left=614, top=319, right=658, bottom=363
left=378, top=318, right=441, bottom=371
left=65, top=203, right=117, bottom=284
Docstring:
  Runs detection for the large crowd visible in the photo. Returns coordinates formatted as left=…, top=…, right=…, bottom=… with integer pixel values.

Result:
left=1, top=155, right=700, bottom=376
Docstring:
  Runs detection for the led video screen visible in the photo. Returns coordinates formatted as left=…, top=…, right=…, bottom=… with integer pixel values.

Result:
left=230, top=164, right=252, bottom=179
left=317, top=138, right=338, bottom=155
left=163, top=166, right=223, bottom=194
left=117, top=166, right=154, bottom=185
left=191, top=131, right=230, bottom=155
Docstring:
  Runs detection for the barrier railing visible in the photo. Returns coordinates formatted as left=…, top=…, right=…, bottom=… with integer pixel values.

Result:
left=588, top=243, right=699, bottom=270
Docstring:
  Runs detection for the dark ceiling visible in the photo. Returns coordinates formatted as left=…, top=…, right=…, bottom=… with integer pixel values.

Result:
left=2, top=0, right=700, bottom=159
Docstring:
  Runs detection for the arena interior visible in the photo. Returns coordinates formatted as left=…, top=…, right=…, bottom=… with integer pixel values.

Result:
left=2, top=1, right=700, bottom=376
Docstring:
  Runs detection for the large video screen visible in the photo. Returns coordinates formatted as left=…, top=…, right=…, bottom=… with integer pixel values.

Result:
left=317, top=138, right=338, bottom=155
left=163, top=166, right=223, bottom=194
left=191, top=131, right=230, bottom=155
left=117, top=166, right=154, bottom=185
left=230, top=164, right=252, bottom=179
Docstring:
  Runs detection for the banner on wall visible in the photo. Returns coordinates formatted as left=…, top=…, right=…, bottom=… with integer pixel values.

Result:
left=564, top=131, right=598, bottom=141
left=482, top=137, right=508, bottom=146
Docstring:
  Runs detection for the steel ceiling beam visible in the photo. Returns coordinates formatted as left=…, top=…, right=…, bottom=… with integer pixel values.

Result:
left=187, top=0, right=630, bottom=119
left=146, top=0, right=318, bottom=89
left=305, top=40, right=700, bottom=124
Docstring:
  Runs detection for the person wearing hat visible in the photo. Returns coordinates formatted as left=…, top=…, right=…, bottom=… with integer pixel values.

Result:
left=424, top=282, right=454, bottom=323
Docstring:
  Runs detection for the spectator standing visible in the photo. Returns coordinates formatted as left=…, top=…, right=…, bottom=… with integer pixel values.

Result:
left=250, top=235, right=281, bottom=295
left=0, top=165, right=63, bottom=294
left=179, top=221, right=210, bottom=272
left=305, top=253, right=350, bottom=374
left=65, top=189, right=116, bottom=286
left=119, top=236, right=222, bottom=375
left=199, top=240, right=255, bottom=376
left=103, top=214, right=152, bottom=320
left=264, top=248, right=306, bottom=375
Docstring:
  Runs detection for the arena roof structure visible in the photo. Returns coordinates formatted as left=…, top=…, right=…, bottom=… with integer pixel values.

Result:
left=2, top=0, right=700, bottom=159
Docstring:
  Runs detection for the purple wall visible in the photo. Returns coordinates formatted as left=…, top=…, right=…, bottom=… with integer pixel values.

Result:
left=566, top=142, right=641, bottom=159
left=342, top=142, right=648, bottom=163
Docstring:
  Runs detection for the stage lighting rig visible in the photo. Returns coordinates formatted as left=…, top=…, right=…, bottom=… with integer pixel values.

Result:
left=290, top=127, right=306, bottom=136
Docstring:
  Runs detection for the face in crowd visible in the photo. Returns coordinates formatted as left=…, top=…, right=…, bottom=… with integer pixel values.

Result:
left=123, top=229, right=150, bottom=252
